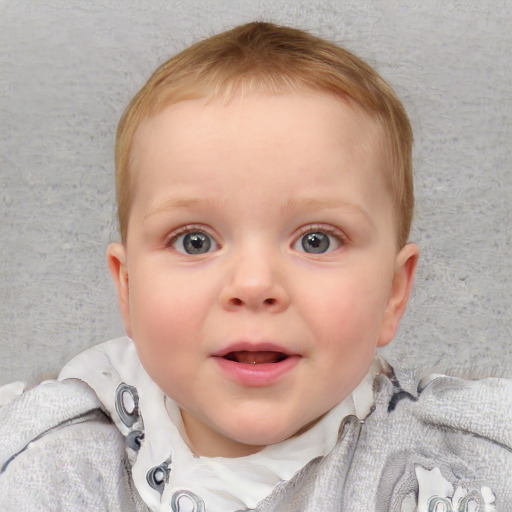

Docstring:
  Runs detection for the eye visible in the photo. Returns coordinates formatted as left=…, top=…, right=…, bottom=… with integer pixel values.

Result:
left=171, top=230, right=218, bottom=255
left=293, top=230, right=342, bottom=254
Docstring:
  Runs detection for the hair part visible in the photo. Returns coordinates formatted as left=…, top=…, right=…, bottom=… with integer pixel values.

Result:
left=115, top=22, right=414, bottom=247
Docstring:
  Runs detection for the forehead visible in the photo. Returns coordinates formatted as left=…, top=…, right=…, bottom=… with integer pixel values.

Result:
left=130, top=91, right=388, bottom=184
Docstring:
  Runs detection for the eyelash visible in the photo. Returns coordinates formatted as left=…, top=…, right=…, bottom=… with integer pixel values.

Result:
left=295, top=224, right=345, bottom=242
left=165, top=225, right=220, bottom=248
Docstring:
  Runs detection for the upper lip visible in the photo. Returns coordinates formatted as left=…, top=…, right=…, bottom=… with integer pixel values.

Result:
left=211, top=341, right=298, bottom=358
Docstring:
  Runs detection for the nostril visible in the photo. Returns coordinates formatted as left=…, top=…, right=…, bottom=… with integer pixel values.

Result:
left=228, top=297, right=277, bottom=307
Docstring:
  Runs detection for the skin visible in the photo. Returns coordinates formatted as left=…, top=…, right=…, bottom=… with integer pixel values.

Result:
left=108, top=91, right=419, bottom=458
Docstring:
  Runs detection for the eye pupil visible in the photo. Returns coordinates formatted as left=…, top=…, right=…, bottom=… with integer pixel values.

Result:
left=302, top=232, right=330, bottom=253
left=183, top=232, right=211, bottom=254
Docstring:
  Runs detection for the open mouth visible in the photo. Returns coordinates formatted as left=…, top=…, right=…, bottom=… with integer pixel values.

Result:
left=223, top=351, right=289, bottom=365
left=213, top=346, right=300, bottom=385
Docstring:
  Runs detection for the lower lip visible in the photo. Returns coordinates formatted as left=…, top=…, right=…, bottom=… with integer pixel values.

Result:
left=212, top=355, right=301, bottom=387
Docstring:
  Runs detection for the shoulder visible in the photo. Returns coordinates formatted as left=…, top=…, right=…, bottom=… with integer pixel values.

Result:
left=359, top=369, right=512, bottom=510
left=377, top=369, right=512, bottom=449
left=0, top=378, right=147, bottom=511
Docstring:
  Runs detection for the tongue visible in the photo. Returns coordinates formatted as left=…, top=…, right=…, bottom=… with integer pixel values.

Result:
left=226, top=351, right=286, bottom=364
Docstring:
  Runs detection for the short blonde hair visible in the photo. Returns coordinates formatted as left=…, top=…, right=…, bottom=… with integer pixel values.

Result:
left=115, top=22, right=413, bottom=247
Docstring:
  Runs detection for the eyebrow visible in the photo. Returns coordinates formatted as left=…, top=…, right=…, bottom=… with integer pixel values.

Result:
left=281, top=197, right=374, bottom=224
left=144, top=196, right=220, bottom=220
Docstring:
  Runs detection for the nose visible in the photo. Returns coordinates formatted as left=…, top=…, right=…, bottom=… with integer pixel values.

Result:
left=219, top=247, right=290, bottom=313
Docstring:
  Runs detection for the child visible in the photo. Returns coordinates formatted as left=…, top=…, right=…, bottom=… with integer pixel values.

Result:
left=1, top=21, right=511, bottom=512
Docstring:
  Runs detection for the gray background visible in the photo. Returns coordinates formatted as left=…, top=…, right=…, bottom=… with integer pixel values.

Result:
left=1, top=0, right=511, bottom=387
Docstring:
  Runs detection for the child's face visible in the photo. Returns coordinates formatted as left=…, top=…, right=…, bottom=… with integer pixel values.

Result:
left=108, top=91, right=418, bottom=457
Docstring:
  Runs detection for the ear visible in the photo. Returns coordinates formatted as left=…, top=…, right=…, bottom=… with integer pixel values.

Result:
left=377, top=243, right=419, bottom=347
left=107, top=242, right=133, bottom=338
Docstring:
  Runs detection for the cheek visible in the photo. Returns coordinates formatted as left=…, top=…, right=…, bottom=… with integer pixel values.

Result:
left=128, top=265, right=214, bottom=358
left=305, top=270, right=391, bottom=396
left=128, top=279, right=211, bottom=396
left=300, top=266, right=390, bottom=345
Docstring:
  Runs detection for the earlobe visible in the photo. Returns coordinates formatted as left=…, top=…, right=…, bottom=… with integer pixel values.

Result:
left=377, top=243, right=419, bottom=347
left=107, top=243, right=132, bottom=338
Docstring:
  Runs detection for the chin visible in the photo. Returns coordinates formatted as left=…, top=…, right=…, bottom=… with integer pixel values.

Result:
left=225, top=417, right=301, bottom=448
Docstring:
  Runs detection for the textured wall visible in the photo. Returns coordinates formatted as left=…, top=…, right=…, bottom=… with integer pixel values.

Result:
left=1, top=0, right=511, bottom=386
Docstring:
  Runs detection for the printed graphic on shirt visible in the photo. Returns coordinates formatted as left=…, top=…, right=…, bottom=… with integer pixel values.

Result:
left=409, top=466, right=496, bottom=512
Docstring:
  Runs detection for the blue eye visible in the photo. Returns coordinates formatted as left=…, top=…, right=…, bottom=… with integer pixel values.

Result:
left=172, top=231, right=217, bottom=255
left=294, top=230, right=341, bottom=254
